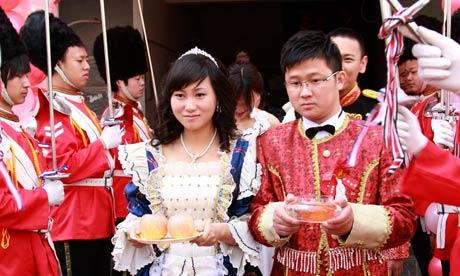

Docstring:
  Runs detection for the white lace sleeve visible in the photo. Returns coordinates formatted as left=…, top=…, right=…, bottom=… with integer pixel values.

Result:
left=118, top=142, right=151, bottom=195
left=282, top=102, right=296, bottom=123
left=219, top=214, right=261, bottom=276
left=112, top=214, right=156, bottom=275
left=238, top=139, right=262, bottom=200
left=238, top=109, right=272, bottom=199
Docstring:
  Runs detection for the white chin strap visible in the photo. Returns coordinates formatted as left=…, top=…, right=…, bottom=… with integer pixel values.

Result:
left=119, top=81, right=137, bottom=102
left=1, top=83, right=14, bottom=106
left=420, top=80, right=428, bottom=93
left=54, top=65, right=79, bottom=89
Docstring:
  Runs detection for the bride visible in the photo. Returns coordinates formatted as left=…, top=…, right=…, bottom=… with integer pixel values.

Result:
left=112, top=47, right=261, bottom=276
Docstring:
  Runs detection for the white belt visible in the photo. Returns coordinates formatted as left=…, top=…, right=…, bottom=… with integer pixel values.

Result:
left=32, top=218, right=53, bottom=235
left=113, top=170, right=128, bottom=177
left=435, top=204, right=460, bottom=249
left=437, top=204, right=460, bottom=214
left=64, top=177, right=113, bottom=187
left=167, top=243, right=216, bottom=257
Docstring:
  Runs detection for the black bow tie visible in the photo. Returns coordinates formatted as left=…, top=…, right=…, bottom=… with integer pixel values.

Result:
left=305, top=124, right=335, bottom=139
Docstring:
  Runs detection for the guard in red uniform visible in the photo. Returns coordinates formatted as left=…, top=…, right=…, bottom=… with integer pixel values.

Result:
left=328, top=28, right=380, bottom=121
left=93, top=26, right=152, bottom=221
left=0, top=8, right=64, bottom=276
left=396, top=23, right=460, bottom=276
left=20, top=10, right=123, bottom=276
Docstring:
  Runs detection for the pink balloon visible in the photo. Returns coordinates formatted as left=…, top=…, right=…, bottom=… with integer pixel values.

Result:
left=5, top=10, right=24, bottom=32
left=428, top=257, right=443, bottom=276
left=424, top=203, right=439, bottom=234
left=442, top=0, right=460, bottom=14
left=29, top=63, right=46, bottom=86
left=12, top=0, right=58, bottom=18
left=0, top=0, right=21, bottom=11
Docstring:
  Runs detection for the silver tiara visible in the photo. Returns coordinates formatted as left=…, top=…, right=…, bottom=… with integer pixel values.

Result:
left=178, top=47, right=218, bottom=67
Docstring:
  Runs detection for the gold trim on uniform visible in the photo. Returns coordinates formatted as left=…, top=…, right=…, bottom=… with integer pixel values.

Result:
left=339, top=203, right=392, bottom=249
left=297, top=116, right=350, bottom=144
left=276, top=246, right=382, bottom=274
left=345, top=112, right=363, bottom=120
left=257, top=202, right=290, bottom=247
left=362, top=89, right=380, bottom=100
left=358, top=158, right=380, bottom=203
left=1, top=228, right=10, bottom=249
left=267, top=163, right=286, bottom=198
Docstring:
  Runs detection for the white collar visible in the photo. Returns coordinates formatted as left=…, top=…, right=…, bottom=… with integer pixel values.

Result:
left=302, top=109, right=345, bottom=139
left=54, top=91, right=84, bottom=103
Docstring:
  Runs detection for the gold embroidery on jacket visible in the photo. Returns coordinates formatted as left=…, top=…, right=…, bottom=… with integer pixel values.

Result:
left=346, top=112, right=363, bottom=120
left=379, top=207, right=393, bottom=250
left=358, top=158, right=380, bottom=203
left=1, top=228, right=10, bottom=249
left=267, top=163, right=286, bottom=199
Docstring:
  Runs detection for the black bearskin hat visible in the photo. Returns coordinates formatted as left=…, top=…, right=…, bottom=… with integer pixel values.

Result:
left=19, top=10, right=83, bottom=74
left=93, top=26, right=147, bottom=90
left=0, top=8, right=28, bottom=69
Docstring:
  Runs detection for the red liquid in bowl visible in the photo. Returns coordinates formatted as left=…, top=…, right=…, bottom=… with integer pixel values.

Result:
left=292, top=202, right=338, bottom=223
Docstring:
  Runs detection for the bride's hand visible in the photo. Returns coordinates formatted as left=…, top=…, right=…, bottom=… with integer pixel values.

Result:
left=127, top=222, right=147, bottom=248
left=191, top=221, right=221, bottom=246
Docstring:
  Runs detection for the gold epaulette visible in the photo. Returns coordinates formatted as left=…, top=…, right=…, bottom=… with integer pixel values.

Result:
left=362, top=89, right=380, bottom=100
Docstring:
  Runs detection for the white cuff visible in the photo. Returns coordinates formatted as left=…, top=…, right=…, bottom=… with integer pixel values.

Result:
left=220, top=216, right=261, bottom=275
left=339, top=203, right=392, bottom=249
left=112, top=214, right=156, bottom=275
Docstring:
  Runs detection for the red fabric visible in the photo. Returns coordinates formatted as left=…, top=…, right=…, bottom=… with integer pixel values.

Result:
left=103, top=97, right=151, bottom=219
left=0, top=188, right=48, bottom=229
left=34, top=90, right=115, bottom=241
left=0, top=189, right=60, bottom=276
left=111, top=177, right=130, bottom=219
left=339, top=84, right=361, bottom=107
left=410, top=96, right=458, bottom=262
left=410, top=99, right=433, bottom=217
left=249, top=118, right=416, bottom=275
left=401, top=141, right=460, bottom=273
left=411, top=98, right=434, bottom=142
left=450, top=230, right=460, bottom=276
left=434, top=214, right=458, bottom=260
left=401, top=142, right=460, bottom=206
left=401, top=102, right=460, bottom=206
left=0, top=119, right=59, bottom=276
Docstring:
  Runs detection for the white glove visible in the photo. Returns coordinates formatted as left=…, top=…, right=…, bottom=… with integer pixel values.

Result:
left=100, top=125, right=123, bottom=149
left=431, top=119, right=455, bottom=150
left=396, top=105, right=428, bottom=155
left=412, top=26, right=460, bottom=92
left=43, top=180, right=64, bottom=206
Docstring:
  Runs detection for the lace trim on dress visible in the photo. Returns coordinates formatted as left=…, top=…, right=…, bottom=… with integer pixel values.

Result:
left=118, top=142, right=154, bottom=197
left=238, top=109, right=271, bottom=200
left=141, top=141, right=236, bottom=222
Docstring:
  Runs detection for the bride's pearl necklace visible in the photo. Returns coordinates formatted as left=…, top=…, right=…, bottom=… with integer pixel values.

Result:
left=180, top=129, right=217, bottom=163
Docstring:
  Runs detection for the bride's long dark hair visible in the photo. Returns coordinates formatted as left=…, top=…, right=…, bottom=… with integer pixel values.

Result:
left=152, top=52, right=237, bottom=152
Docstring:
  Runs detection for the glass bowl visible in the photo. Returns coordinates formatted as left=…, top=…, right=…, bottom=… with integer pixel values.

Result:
left=287, top=195, right=341, bottom=223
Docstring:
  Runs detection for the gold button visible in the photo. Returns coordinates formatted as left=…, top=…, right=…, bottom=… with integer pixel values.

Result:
left=323, top=150, right=331, bottom=158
